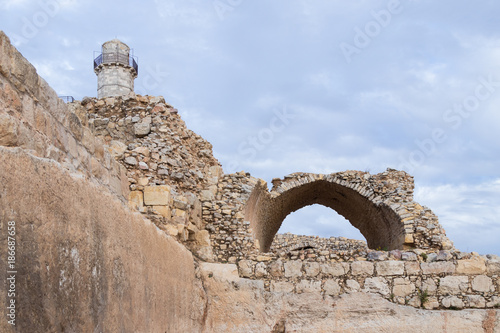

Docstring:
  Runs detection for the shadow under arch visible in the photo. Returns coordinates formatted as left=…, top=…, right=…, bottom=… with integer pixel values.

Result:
left=245, top=176, right=405, bottom=252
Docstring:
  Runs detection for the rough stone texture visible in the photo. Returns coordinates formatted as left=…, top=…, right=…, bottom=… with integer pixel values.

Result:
left=95, top=39, right=137, bottom=99
left=296, top=280, right=321, bottom=293
left=324, top=279, right=342, bottom=296
left=439, top=276, right=470, bottom=294
left=351, top=261, right=375, bottom=275
left=321, top=262, right=349, bottom=276
left=143, top=185, right=171, bottom=206
left=0, top=31, right=128, bottom=202
left=376, top=260, right=405, bottom=276
left=421, top=261, right=456, bottom=275
left=198, top=270, right=499, bottom=333
left=393, top=278, right=415, bottom=297
left=472, top=275, right=495, bottom=293
left=442, top=296, right=465, bottom=309
left=363, top=277, right=391, bottom=296
left=284, top=260, right=303, bottom=278
left=0, top=148, right=204, bottom=332
left=457, top=257, right=487, bottom=275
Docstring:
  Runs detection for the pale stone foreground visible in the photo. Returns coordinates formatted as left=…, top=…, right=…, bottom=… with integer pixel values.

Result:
left=0, top=30, right=499, bottom=332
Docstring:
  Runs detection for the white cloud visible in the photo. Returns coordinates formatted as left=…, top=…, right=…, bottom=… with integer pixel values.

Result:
left=415, top=180, right=500, bottom=254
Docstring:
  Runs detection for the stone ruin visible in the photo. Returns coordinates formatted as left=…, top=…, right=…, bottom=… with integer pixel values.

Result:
left=78, top=80, right=499, bottom=312
left=0, top=32, right=499, bottom=332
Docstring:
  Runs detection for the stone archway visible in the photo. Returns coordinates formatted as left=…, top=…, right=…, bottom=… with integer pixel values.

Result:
left=244, top=170, right=452, bottom=252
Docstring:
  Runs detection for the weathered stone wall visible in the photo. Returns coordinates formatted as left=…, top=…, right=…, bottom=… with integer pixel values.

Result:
left=96, top=65, right=136, bottom=99
left=0, top=31, right=206, bottom=332
left=0, top=31, right=128, bottom=201
left=236, top=249, right=500, bottom=310
left=199, top=262, right=500, bottom=333
left=0, top=148, right=205, bottom=332
left=81, top=94, right=223, bottom=260
left=1, top=29, right=499, bottom=331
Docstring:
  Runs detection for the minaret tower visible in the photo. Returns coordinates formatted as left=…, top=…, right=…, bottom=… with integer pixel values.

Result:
left=93, top=39, right=138, bottom=99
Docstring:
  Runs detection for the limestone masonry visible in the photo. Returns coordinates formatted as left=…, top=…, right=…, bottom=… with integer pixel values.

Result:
left=0, top=31, right=499, bottom=332
left=94, top=39, right=138, bottom=99
left=82, top=93, right=499, bottom=311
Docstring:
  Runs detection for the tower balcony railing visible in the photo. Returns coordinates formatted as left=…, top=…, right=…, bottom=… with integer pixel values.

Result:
left=93, top=52, right=138, bottom=75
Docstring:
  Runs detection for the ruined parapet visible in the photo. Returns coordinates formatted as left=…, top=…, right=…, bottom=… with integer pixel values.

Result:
left=94, top=39, right=138, bottom=99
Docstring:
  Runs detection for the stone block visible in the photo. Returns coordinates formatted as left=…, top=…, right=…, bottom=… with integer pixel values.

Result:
left=363, top=277, right=390, bottom=296
left=134, top=122, right=151, bottom=137
left=401, top=252, right=418, bottom=261
left=487, top=260, right=500, bottom=275
left=284, top=260, right=302, bottom=278
left=442, top=296, right=464, bottom=309
left=367, top=251, right=388, bottom=261
left=164, top=224, right=178, bottom=237
left=421, top=278, right=437, bottom=293
left=107, top=140, right=127, bottom=158
left=128, top=191, right=144, bottom=211
left=351, top=261, right=374, bottom=275
left=133, top=146, right=150, bottom=157
left=296, top=280, right=321, bottom=294
left=138, top=177, right=149, bottom=186
left=420, top=261, right=455, bottom=275
left=238, top=260, right=253, bottom=278
left=404, top=234, right=414, bottom=244
left=376, top=261, right=404, bottom=276
left=320, top=262, right=349, bottom=276
left=439, top=276, right=469, bottom=294
left=255, top=262, right=267, bottom=278
left=195, top=230, right=211, bottom=247
left=471, top=275, right=494, bottom=292
left=124, top=156, right=137, bottom=166
left=303, top=262, right=320, bottom=277
left=152, top=205, right=171, bottom=219
left=271, top=281, right=294, bottom=293
left=269, top=260, right=283, bottom=277
left=144, top=185, right=170, bottom=206
left=467, top=295, right=486, bottom=308
left=405, top=262, right=421, bottom=275
left=436, top=250, right=453, bottom=261
left=456, top=257, right=486, bottom=275
left=486, top=296, right=500, bottom=308
left=393, top=278, right=415, bottom=297
left=345, top=279, right=360, bottom=292
left=235, top=279, right=264, bottom=291
left=423, top=297, right=440, bottom=310
left=323, top=279, right=341, bottom=296
left=199, top=263, right=239, bottom=282
left=200, top=189, right=215, bottom=201
left=0, top=112, right=19, bottom=147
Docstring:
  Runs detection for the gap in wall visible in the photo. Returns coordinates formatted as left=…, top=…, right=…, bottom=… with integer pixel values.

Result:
left=277, top=204, right=366, bottom=242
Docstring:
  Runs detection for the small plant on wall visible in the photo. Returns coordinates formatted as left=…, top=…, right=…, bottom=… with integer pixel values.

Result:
left=418, top=289, right=429, bottom=307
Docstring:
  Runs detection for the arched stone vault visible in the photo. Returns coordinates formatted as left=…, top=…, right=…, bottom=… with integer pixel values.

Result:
left=244, top=170, right=453, bottom=253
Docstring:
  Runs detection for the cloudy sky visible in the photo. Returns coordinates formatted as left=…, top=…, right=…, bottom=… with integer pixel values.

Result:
left=1, top=0, right=499, bottom=255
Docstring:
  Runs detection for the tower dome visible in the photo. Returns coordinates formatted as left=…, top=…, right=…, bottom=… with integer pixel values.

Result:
left=93, top=39, right=138, bottom=99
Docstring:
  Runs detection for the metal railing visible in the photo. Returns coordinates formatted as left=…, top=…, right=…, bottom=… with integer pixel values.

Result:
left=93, top=52, right=138, bottom=74
left=59, top=96, right=75, bottom=103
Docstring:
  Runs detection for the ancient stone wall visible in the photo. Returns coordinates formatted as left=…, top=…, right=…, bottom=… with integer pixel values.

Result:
left=0, top=31, right=205, bottom=332
left=1, top=29, right=499, bottom=331
left=236, top=249, right=500, bottom=310
left=80, top=94, right=222, bottom=260
left=0, top=31, right=128, bottom=201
